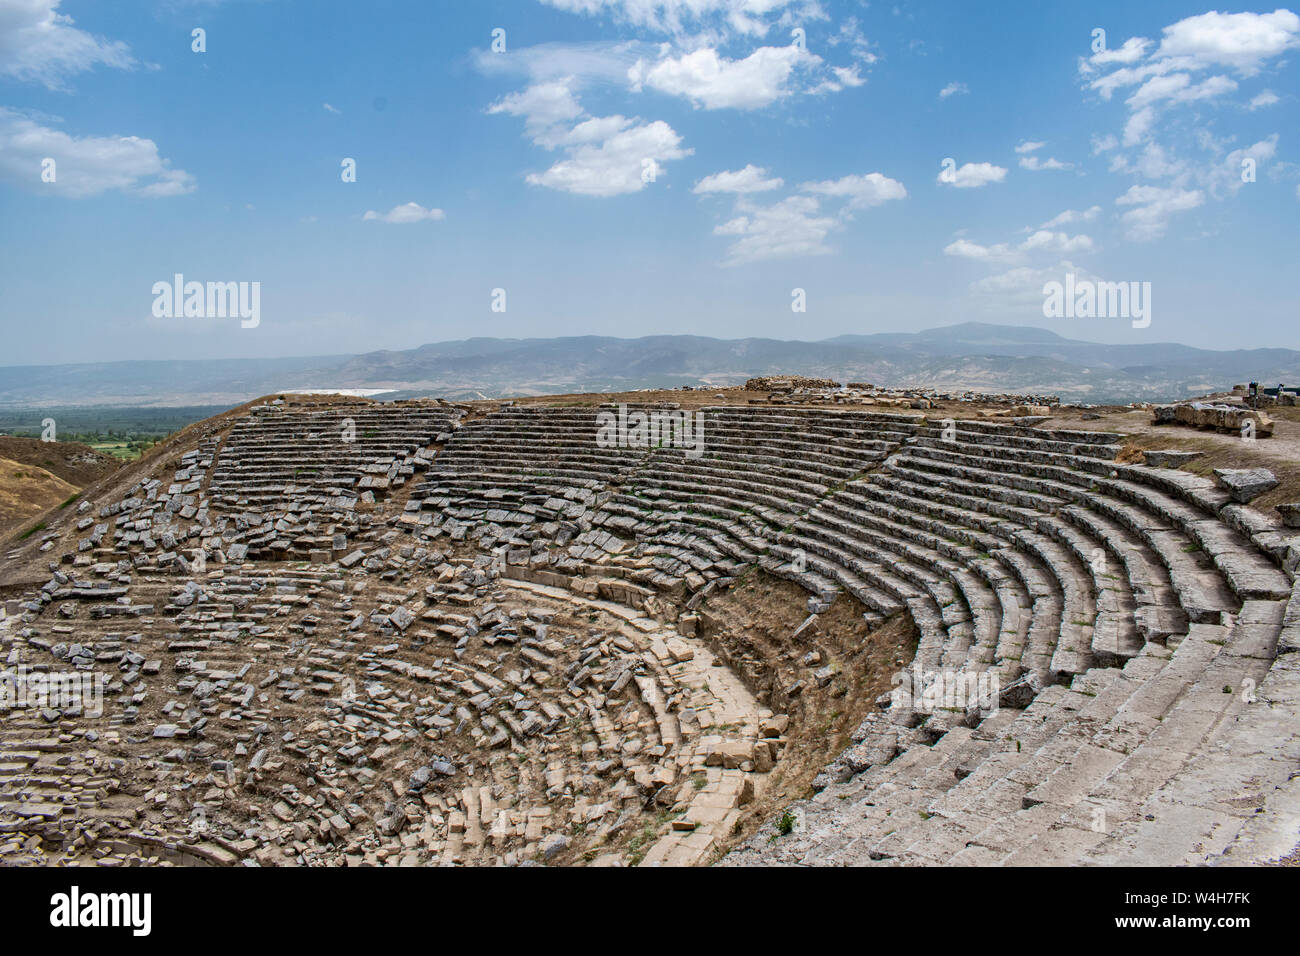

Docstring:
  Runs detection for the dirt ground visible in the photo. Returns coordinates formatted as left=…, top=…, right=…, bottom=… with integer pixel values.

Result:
left=690, top=573, right=918, bottom=860
left=0, top=435, right=119, bottom=487
left=0, top=437, right=120, bottom=538
left=1041, top=403, right=1300, bottom=512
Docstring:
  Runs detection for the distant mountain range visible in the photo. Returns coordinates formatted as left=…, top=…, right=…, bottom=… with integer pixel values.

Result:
left=3, top=323, right=1298, bottom=407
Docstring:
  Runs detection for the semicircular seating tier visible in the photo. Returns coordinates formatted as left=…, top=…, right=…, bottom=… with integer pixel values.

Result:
left=3, top=400, right=1296, bottom=866
left=404, top=403, right=1300, bottom=866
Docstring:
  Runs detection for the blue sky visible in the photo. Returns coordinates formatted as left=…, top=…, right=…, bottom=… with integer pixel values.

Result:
left=0, top=0, right=1297, bottom=365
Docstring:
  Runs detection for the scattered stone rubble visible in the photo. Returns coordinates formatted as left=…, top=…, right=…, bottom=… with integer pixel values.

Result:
left=743, top=378, right=1059, bottom=413
left=2, top=394, right=1298, bottom=867
left=1153, top=401, right=1275, bottom=437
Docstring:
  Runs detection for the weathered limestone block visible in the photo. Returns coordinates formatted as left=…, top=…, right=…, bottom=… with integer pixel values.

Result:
left=1214, top=468, right=1279, bottom=504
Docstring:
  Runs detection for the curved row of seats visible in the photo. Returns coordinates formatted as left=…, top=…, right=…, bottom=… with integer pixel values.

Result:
left=410, top=405, right=1297, bottom=866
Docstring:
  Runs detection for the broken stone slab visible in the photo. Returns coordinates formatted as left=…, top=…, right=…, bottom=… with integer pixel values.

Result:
left=1143, top=449, right=1201, bottom=468
left=998, top=671, right=1042, bottom=709
left=1276, top=503, right=1300, bottom=529
left=1213, top=468, right=1279, bottom=504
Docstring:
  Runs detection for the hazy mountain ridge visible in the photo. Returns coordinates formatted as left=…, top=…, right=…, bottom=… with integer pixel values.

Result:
left=3, top=323, right=1297, bottom=406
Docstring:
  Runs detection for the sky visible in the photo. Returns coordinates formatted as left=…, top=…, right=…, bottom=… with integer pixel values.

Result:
left=0, top=0, right=1297, bottom=366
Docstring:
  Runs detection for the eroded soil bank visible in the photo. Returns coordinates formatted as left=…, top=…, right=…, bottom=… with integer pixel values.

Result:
left=691, top=573, right=918, bottom=860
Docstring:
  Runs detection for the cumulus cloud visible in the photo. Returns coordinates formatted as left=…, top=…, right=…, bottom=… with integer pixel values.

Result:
left=1080, top=36, right=1151, bottom=71
left=944, top=228, right=1092, bottom=263
left=0, top=107, right=194, bottom=198
left=1122, top=106, right=1156, bottom=147
left=701, top=166, right=906, bottom=266
left=363, top=202, right=446, bottom=223
left=1019, top=155, right=1073, bottom=171
left=0, top=0, right=136, bottom=90
left=537, top=0, right=822, bottom=40
left=1155, top=9, right=1300, bottom=75
left=1115, top=184, right=1203, bottom=241
left=938, top=161, right=1007, bottom=188
left=1091, top=134, right=1119, bottom=154
left=1080, top=8, right=1297, bottom=200
left=488, top=80, right=586, bottom=140
left=1040, top=205, right=1101, bottom=229
left=628, top=44, right=815, bottom=110
left=713, top=194, right=839, bottom=266
left=943, top=238, right=1017, bottom=263
left=1021, top=229, right=1093, bottom=253
left=799, top=171, right=907, bottom=209
left=693, top=164, right=784, bottom=194
left=1125, top=72, right=1238, bottom=111
left=1249, top=89, right=1280, bottom=110
left=525, top=116, right=691, bottom=196
left=487, top=74, right=691, bottom=198
left=1212, top=135, right=1279, bottom=197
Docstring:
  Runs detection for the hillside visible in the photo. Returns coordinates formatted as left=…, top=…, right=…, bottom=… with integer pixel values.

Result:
left=2, top=324, right=1298, bottom=407
left=0, top=437, right=120, bottom=538
left=0, top=457, right=79, bottom=539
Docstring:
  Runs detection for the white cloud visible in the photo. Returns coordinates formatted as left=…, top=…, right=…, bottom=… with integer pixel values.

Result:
left=938, top=161, right=1007, bottom=189
left=0, top=0, right=136, bottom=90
left=799, top=171, right=906, bottom=209
left=1081, top=36, right=1152, bottom=71
left=629, top=44, right=814, bottom=110
left=810, top=63, right=866, bottom=94
left=1122, top=106, right=1155, bottom=146
left=702, top=166, right=905, bottom=265
left=1114, top=184, right=1203, bottom=241
left=1249, top=89, right=1280, bottom=110
left=1211, top=135, right=1279, bottom=197
left=1040, top=205, right=1101, bottom=229
left=969, top=260, right=1105, bottom=312
left=826, top=16, right=877, bottom=65
left=1019, top=155, right=1073, bottom=171
left=0, top=107, right=194, bottom=198
left=487, top=73, right=691, bottom=198
left=1091, top=134, right=1118, bottom=154
left=526, top=117, right=691, bottom=196
left=1021, top=229, right=1093, bottom=253
left=488, top=80, right=585, bottom=139
left=1155, top=9, right=1300, bottom=76
left=938, top=81, right=968, bottom=99
left=944, top=229, right=1092, bottom=263
left=363, top=202, right=446, bottom=224
left=323, top=103, right=341, bottom=115
left=1126, top=72, right=1237, bottom=110
left=361, top=202, right=447, bottom=223
left=474, top=39, right=647, bottom=86
left=943, top=238, right=1016, bottom=262
left=1015, top=140, right=1045, bottom=154
left=1084, top=11, right=1300, bottom=98
left=713, top=194, right=838, bottom=266
left=537, top=0, right=820, bottom=39
left=693, top=164, right=784, bottom=194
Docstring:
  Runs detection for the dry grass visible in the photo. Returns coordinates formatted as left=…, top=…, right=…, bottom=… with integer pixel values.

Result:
left=1044, top=404, right=1300, bottom=513
left=0, top=456, right=79, bottom=539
